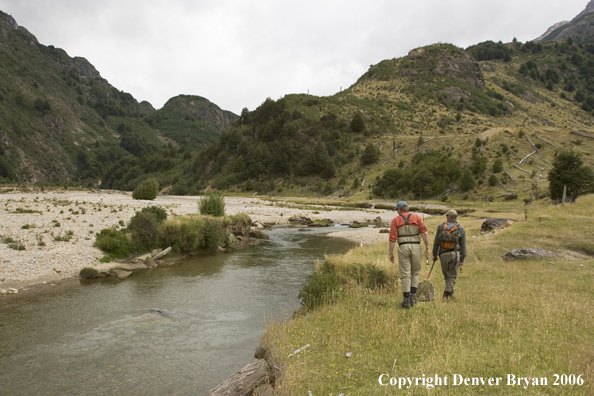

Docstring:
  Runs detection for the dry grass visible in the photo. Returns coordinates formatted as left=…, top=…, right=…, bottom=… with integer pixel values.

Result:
left=262, top=195, right=594, bottom=395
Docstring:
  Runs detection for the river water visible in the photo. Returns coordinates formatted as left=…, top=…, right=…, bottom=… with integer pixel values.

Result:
left=0, top=226, right=356, bottom=396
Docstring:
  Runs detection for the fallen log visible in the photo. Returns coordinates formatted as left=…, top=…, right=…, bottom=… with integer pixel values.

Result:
left=152, top=247, right=172, bottom=260
left=503, top=168, right=515, bottom=182
left=571, top=131, right=594, bottom=140
left=526, top=135, right=538, bottom=151
left=498, top=182, right=516, bottom=193
left=519, top=151, right=536, bottom=165
left=513, top=165, right=531, bottom=175
left=209, top=359, right=268, bottom=396
left=533, top=133, right=556, bottom=147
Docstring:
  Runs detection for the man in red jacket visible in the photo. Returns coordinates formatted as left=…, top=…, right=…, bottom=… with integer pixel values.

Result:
left=388, top=201, right=431, bottom=309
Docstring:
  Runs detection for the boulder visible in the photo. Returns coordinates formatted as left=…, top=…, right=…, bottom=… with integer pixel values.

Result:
left=502, top=248, right=554, bottom=261
left=109, top=269, right=134, bottom=279
left=288, top=215, right=313, bottom=225
left=481, top=218, right=514, bottom=232
left=250, top=230, right=269, bottom=239
left=308, top=219, right=333, bottom=227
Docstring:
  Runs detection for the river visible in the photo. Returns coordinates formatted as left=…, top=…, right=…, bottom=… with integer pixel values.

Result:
left=0, top=226, right=355, bottom=395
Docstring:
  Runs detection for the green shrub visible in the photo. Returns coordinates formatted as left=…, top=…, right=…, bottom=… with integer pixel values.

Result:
left=140, top=206, right=167, bottom=222
left=128, top=211, right=160, bottom=250
left=132, top=178, right=159, bottom=200
left=198, top=216, right=225, bottom=250
left=298, top=261, right=340, bottom=310
left=95, top=228, right=134, bottom=257
left=343, top=263, right=390, bottom=288
left=79, top=267, right=102, bottom=279
left=160, top=217, right=202, bottom=253
left=198, top=191, right=226, bottom=216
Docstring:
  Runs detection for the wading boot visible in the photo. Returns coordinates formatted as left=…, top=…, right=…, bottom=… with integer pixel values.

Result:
left=400, top=296, right=411, bottom=309
left=442, top=291, right=452, bottom=302
left=410, top=287, right=417, bottom=306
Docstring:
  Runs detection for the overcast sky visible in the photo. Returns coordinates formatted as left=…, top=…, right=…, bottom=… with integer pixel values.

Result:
left=0, top=0, right=590, bottom=114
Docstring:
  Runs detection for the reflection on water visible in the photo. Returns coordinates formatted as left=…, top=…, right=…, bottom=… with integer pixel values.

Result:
left=0, top=226, right=355, bottom=395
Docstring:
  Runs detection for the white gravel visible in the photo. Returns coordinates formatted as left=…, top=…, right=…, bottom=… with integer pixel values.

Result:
left=0, top=188, right=395, bottom=291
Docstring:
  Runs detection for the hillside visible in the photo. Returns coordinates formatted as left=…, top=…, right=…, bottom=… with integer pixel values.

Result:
left=187, top=40, right=594, bottom=203
left=0, top=11, right=236, bottom=185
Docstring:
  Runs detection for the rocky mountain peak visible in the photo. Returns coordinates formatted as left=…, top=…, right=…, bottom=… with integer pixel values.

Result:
left=576, top=0, right=594, bottom=19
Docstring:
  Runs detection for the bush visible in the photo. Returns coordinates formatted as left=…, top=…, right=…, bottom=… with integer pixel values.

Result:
left=198, top=191, right=226, bottom=216
left=79, top=267, right=102, bottom=279
left=298, top=261, right=340, bottom=310
left=128, top=211, right=160, bottom=250
left=345, top=263, right=390, bottom=289
left=160, top=217, right=202, bottom=253
left=132, top=178, right=159, bottom=200
left=95, top=228, right=134, bottom=257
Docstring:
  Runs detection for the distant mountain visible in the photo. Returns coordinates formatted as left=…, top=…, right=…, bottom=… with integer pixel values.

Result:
left=535, top=0, right=594, bottom=43
left=0, top=11, right=236, bottom=185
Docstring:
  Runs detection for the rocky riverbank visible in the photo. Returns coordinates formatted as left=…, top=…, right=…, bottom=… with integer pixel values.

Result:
left=0, top=188, right=396, bottom=294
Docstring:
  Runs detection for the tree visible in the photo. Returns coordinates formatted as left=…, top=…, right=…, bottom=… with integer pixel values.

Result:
left=132, top=178, right=159, bottom=200
left=492, top=159, right=503, bottom=173
left=350, top=113, right=366, bottom=133
left=459, top=168, right=476, bottom=192
left=361, top=143, right=380, bottom=165
left=548, top=150, right=594, bottom=202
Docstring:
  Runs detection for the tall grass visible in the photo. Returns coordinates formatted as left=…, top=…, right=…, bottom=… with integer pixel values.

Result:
left=261, top=195, right=594, bottom=395
left=198, top=191, right=226, bottom=217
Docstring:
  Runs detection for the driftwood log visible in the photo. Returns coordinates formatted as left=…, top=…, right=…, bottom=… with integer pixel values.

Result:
left=209, top=359, right=268, bottom=396
left=152, top=247, right=172, bottom=260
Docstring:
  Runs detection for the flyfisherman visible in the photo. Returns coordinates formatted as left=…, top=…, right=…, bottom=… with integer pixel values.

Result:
left=388, top=201, right=431, bottom=309
left=432, top=209, right=466, bottom=301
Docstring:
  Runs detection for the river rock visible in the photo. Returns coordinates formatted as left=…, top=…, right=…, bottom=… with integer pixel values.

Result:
left=250, top=230, right=269, bottom=239
left=9, top=288, right=18, bottom=294
left=0, top=289, right=6, bottom=295
left=308, top=219, right=333, bottom=227
left=481, top=218, right=514, bottom=232
left=288, top=215, right=313, bottom=225
left=109, top=269, right=134, bottom=279
left=502, top=248, right=554, bottom=261
left=379, top=229, right=390, bottom=233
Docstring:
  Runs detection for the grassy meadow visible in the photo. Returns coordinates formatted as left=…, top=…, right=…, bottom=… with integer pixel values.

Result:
left=260, top=195, right=594, bottom=395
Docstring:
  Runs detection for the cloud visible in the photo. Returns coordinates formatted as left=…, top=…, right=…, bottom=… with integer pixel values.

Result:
left=0, top=0, right=588, bottom=114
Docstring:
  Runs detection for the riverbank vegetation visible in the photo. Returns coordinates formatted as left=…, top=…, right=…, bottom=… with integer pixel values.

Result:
left=260, top=195, right=594, bottom=395
left=95, top=204, right=251, bottom=258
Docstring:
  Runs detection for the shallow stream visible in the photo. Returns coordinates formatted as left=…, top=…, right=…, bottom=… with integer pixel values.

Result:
left=0, top=226, right=356, bottom=395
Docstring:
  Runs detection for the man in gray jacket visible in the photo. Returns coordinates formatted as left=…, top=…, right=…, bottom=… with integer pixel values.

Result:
left=432, top=209, right=466, bottom=301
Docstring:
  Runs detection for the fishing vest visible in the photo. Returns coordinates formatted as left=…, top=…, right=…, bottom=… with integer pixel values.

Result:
left=397, top=213, right=421, bottom=245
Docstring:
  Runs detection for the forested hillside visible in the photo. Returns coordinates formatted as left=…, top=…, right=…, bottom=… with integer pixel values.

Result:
left=181, top=40, right=594, bottom=201
left=0, top=11, right=236, bottom=186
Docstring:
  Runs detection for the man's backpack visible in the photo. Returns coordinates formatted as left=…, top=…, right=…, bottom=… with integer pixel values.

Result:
left=438, top=223, right=459, bottom=251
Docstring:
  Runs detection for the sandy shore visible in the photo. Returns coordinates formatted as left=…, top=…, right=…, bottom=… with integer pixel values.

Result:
left=0, top=189, right=395, bottom=292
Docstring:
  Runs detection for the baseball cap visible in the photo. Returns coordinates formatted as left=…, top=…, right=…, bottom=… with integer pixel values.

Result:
left=396, top=201, right=408, bottom=209
left=446, top=209, right=458, bottom=216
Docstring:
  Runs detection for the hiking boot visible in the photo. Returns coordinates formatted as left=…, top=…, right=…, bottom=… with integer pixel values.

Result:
left=442, top=291, right=452, bottom=302
left=400, top=297, right=411, bottom=309
left=410, top=293, right=417, bottom=306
